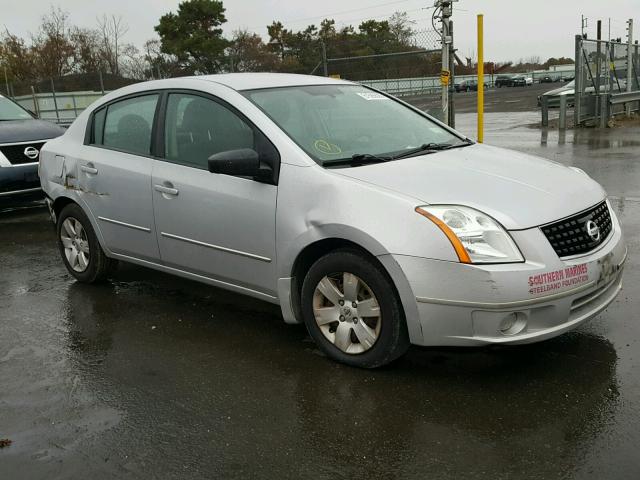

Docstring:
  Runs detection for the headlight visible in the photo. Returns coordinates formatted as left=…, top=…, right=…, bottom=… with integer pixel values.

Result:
left=415, top=205, right=524, bottom=264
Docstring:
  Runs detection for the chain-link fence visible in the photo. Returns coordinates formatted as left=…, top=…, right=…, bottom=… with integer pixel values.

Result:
left=574, top=34, right=640, bottom=126
left=4, top=72, right=140, bottom=125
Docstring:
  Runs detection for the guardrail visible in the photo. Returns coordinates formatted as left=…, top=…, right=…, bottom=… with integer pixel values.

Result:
left=609, top=91, right=640, bottom=104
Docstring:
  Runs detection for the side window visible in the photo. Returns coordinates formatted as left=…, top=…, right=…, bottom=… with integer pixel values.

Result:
left=99, top=94, right=159, bottom=155
left=164, top=93, right=255, bottom=169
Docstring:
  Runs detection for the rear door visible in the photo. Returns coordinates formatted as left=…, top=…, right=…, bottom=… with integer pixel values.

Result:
left=78, top=93, right=161, bottom=261
left=151, top=91, right=279, bottom=296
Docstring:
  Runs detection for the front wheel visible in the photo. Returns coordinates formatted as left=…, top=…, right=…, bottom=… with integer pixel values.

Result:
left=57, top=203, right=117, bottom=283
left=300, top=249, right=410, bottom=368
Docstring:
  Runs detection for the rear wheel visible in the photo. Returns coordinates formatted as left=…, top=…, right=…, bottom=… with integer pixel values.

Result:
left=301, top=249, right=409, bottom=368
left=57, top=203, right=117, bottom=283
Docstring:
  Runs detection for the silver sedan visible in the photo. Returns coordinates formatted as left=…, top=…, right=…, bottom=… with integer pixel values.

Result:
left=39, top=73, right=626, bottom=367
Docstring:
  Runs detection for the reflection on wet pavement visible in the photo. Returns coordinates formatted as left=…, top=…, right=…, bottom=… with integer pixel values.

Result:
left=1, top=113, right=640, bottom=478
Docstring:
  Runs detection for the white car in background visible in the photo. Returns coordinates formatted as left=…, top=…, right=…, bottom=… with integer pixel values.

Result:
left=38, top=73, right=626, bottom=368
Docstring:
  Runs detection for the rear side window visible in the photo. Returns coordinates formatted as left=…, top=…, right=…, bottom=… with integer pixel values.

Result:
left=163, top=93, right=255, bottom=169
left=92, top=94, right=159, bottom=156
left=92, top=108, right=106, bottom=144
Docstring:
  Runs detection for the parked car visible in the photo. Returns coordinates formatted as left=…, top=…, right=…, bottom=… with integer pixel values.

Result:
left=511, top=75, right=528, bottom=87
left=525, top=76, right=534, bottom=86
left=539, top=75, right=556, bottom=83
left=538, top=77, right=624, bottom=107
left=0, top=94, right=65, bottom=204
left=39, top=74, right=626, bottom=368
left=495, top=75, right=514, bottom=87
left=455, top=79, right=478, bottom=92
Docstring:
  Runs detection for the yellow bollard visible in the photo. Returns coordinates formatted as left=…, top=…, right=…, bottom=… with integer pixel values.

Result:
left=477, top=14, right=484, bottom=143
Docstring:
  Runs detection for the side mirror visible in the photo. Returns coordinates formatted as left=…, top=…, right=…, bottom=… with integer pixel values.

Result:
left=208, top=148, right=261, bottom=177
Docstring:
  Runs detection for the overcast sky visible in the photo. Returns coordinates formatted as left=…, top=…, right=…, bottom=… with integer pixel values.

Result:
left=0, top=0, right=637, bottom=63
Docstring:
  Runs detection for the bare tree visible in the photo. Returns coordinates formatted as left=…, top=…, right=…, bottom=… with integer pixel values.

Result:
left=69, top=27, right=103, bottom=74
left=31, top=7, right=75, bottom=78
left=120, top=43, right=147, bottom=79
left=0, top=29, right=37, bottom=81
left=97, top=14, right=129, bottom=75
left=228, top=29, right=279, bottom=72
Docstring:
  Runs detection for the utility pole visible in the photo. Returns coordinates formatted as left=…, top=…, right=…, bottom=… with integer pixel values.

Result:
left=626, top=19, right=634, bottom=116
left=435, top=0, right=455, bottom=125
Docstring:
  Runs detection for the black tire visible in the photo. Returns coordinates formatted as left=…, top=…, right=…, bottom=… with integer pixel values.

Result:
left=300, top=249, right=410, bottom=368
left=56, top=203, right=117, bottom=283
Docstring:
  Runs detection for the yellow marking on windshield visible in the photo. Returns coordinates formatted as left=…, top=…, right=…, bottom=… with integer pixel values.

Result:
left=314, top=139, right=342, bottom=155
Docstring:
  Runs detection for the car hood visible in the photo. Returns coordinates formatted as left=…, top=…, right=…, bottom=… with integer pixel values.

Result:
left=332, top=143, right=605, bottom=230
left=542, top=86, right=574, bottom=96
left=0, top=119, right=65, bottom=144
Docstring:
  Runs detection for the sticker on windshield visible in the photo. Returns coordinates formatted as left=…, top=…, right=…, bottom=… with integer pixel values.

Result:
left=314, top=139, right=342, bottom=155
left=356, top=92, right=388, bottom=101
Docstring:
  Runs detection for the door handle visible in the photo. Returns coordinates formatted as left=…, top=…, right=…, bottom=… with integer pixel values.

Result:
left=154, top=183, right=179, bottom=196
left=81, top=164, right=98, bottom=175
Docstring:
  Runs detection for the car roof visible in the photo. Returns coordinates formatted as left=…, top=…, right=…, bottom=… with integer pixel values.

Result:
left=189, top=72, right=353, bottom=91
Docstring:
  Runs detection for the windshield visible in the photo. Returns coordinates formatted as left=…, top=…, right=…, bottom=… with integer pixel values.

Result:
left=243, top=84, right=464, bottom=165
left=0, top=95, right=32, bottom=121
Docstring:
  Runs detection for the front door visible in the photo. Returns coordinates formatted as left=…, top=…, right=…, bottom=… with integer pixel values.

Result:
left=78, top=93, right=160, bottom=261
left=152, top=92, right=278, bottom=296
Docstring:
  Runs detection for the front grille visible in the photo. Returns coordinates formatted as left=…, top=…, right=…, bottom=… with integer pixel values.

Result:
left=0, top=142, right=45, bottom=165
left=541, top=201, right=612, bottom=258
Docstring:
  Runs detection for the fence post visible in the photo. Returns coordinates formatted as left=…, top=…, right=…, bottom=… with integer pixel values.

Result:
left=636, top=41, right=639, bottom=113
left=477, top=14, right=484, bottom=142
left=99, top=70, right=105, bottom=94
left=559, top=95, right=567, bottom=129
left=3, top=67, right=8, bottom=96
left=626, top=19, right=634, bottom=116
left=595, top=21, right=602, bottom=122
left=449, top=20, right=456, bottom=128
left=574, top=35, right=582, bottom=127
left=600, top=94, right=608, bottom=128
left=541, top=95, right=549, bottom=127
left=30, top=86, right=40, bottom=118
left=50, top=78, right=60, bottom=124
left=321, top=40, right=328, bottom=77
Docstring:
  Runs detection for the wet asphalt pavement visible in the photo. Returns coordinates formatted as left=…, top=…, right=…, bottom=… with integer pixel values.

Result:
left=2, top=111, right=640, bottom=479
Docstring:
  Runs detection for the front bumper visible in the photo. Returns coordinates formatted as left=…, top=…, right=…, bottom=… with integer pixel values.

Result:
left=393, top=209, right=626, bottom=346
left=0, top=163, right=42, bottom=201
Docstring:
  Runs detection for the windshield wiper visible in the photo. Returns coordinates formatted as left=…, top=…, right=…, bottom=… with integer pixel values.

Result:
left=324, top=138, right=474, bottom=167
left=391, top=139, right=474, bottom=159
left=324, top=153, right=392, bottom=167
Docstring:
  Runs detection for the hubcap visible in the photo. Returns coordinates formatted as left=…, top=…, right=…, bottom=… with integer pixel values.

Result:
left=312, top=272, right=381, bottom=354
left=60, top=217, right=90, bottom=273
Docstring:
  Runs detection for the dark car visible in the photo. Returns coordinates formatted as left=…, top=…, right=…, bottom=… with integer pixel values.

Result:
left=0, top=94, right=65, bottom=205
left=455, top=79, right=488, bottom=92
left=495, top=75, right=514, bottom=87
left=539, top=75, right=555, bottom=83
left=511, top=75, right=528, bottom=87
left=455, top=79, right=478, bottom=92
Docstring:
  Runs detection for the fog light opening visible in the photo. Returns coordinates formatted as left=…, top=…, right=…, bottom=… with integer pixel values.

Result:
left=499, top=312, right=527, bottom=336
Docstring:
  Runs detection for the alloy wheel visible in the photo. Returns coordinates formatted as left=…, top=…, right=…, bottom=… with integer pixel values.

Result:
left=60, top=217, right=90, bottom=273
left=312, top=272, right=382, bottom=354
